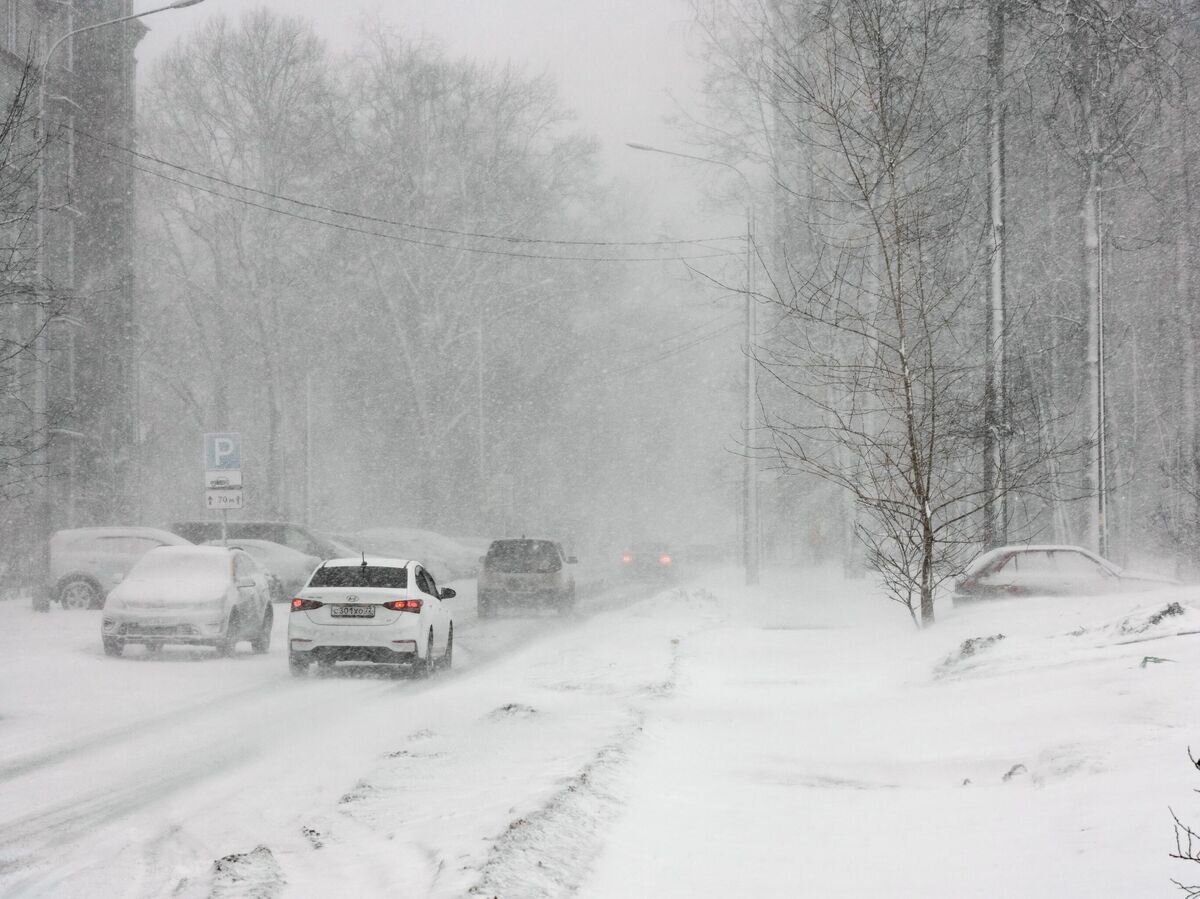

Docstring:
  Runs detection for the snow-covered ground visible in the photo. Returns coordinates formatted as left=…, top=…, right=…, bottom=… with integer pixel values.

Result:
left=1, top=567, right=1198, bottom=896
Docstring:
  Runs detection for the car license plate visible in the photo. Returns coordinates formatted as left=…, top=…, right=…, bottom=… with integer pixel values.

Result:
left=331, top=605, right=375, bottom=618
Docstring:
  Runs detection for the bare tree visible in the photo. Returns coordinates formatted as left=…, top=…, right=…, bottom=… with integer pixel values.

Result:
left=139, top=10, right=343, bottom=518
left=984, top=0, right=1010, bottom=548
left=1022, top=0, right=1173, bottom=553
left=0, top=58, right=69, bottom=590
left=691, top=0, right=1088, bottom=624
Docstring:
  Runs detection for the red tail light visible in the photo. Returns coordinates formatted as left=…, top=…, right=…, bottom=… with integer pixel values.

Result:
left=659, top=554, right=672, bottom=565
left=382, top=599, right=423, bottom=613
left=621, top=554, right=633, bottom=563
left=292, top=598, right=323, bottom=611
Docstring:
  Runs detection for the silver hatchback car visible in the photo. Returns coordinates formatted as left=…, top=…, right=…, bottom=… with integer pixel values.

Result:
left=50, top=527, right=192, bottom=610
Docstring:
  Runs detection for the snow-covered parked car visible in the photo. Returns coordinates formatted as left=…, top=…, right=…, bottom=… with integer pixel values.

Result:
left=169, top=520, right=353, bottom=559
left=953, top=544, right=1179, bottom=605
left=50, top=526, right=192, bottom=610
left=203, top=538, right=320, bottom=602
left=101, top=545, right=274, bottom=657
left=287, top=556, right=454, bottom=676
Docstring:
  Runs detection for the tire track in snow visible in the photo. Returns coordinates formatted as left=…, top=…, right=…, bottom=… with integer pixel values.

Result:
left=0, top=579, right=678, bottom=897
left=467, top=635, right=684, bottom=898
left=0, top=682, right=270, bottom=785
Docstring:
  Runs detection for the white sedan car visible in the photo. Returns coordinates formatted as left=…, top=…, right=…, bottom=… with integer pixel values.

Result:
left=101, top=545, right=274, bottom=657
left=287, top=556, right=455, bottom=676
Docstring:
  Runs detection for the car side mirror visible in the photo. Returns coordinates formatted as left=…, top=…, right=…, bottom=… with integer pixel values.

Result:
left=439, top=587, right=456, bottom=599
left=567, top=556, right=578, bottom=564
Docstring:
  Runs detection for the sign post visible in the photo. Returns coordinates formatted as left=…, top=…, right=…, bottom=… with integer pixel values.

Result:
left=203, top=432, right=243, bottom=542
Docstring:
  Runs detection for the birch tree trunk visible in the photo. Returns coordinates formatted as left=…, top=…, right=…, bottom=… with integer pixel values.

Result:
left=984, top=0, right=1007, bottom=549
left=1082, top=125, right=1103, bottom=555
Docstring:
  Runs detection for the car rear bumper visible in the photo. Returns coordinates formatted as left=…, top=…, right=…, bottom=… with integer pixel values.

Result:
left=290, top=643, right=419, bottom=664
left=481, top=588, right=568, bottom=606
left=288, top=617, right=422, bottom=653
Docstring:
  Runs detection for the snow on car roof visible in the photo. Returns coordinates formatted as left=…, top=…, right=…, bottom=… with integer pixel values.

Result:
left=963, top=544, right=1109, bottom=574
left=51, top=526, right=190, bottom=543
left=146, top=544, right=237, bottom=557
left=320, top=556, right=412, bottom=568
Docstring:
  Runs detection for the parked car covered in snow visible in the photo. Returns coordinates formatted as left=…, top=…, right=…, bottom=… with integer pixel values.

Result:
left=953, top=545, right=1178, bottom=605
left=169, top=520, right=352, bottom=559
left=477, top=538, right=576, bottom=617
left=287, top=556, right=454, bottom=676
left=203, top=538, right=320, bottom=602
left=101, top=545, right=274, bottom=657
left=50, top=527, right=193, bottom=610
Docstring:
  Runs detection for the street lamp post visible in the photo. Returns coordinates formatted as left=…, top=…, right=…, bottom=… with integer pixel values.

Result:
left=31, top=0, right=207, bottom=610
left=626, top=142, right=760, bottom=586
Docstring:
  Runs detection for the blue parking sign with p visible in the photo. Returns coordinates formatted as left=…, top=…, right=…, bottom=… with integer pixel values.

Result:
left=204, top=432, right=241, bottom=470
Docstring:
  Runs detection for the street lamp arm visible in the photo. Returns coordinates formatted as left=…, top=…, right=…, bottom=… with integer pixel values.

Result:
left=625, top=141, right=754, bottom=209
left=41, top=0, right=207, bottom=77
left=627, top=138, right=761, bottom=585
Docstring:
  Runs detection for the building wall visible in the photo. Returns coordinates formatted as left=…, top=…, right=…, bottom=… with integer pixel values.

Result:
left=0, top=0, right=142, bottom=586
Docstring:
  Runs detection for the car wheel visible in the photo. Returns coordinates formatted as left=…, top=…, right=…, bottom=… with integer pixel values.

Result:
left=102, top=637, right=123, bottom=657
left=414, top=630, right=435, bottom=678
left=59, top=577, right=101, bottom=610
left=441, top=624, right=454, bottom=670
left=251, top=604, right=273, bottom=654
left=288, top=653, right=310, bottom=676
left=215, top=611, right=239, bottom=657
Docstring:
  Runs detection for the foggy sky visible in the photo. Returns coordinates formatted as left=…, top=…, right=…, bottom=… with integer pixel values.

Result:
left=134, top=0, right=732, bottom=235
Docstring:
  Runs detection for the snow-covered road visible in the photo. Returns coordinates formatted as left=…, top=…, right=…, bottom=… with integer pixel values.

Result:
left=0, top=576, right=684, bottom=897
left=3, top=568, right=1200, bottom=896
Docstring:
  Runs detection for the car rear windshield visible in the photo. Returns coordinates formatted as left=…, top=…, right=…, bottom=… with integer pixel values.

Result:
left=485, top=540, right=560, bottom=573
left=308, top=565, right=407, bottom=589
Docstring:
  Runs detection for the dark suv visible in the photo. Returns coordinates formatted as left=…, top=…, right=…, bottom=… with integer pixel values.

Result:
left=477, top=539, right=577, bottom=617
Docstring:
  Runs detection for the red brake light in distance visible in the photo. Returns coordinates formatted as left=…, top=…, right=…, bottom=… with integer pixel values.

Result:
left=621, top=554, right=633, bottom=563
left=292, top=598, right=323, bottom=611
left=382, top=599, right=423, bottom=613
left=659, top=554, right=672, bottom=566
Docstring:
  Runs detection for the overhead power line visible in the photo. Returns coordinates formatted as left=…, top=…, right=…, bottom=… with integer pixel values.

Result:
left=109, top=153, right=739, bottom=264
left=71, top=126, right=743, bottom=256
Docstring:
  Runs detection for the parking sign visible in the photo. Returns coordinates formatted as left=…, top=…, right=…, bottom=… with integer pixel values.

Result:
left=204, top=433, right=244, bottom=514
left=204, top=433, right=241, bottom=470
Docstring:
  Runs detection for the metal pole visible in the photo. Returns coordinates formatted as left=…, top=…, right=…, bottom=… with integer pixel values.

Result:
left=478, top=301, right=486, bottom=527
left=744, top=206, right=759, bottom=585
left=30, top=33, right=51, bottom=611
left=1097, top=190, right=1108, bottom=557
left=626, top=141, right=760, bottom=585
left=304, top=369, right=313, bottom=526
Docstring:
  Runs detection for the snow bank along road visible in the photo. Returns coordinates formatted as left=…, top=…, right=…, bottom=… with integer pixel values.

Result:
left=2, top=568, right=1200, bottom=896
